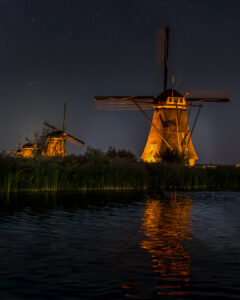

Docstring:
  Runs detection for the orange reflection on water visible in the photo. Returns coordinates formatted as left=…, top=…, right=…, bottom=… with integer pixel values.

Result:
left=140, top=193, right=192, bottom=296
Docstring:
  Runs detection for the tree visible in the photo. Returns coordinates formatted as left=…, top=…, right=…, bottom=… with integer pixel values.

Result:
left=26, top=127, right=50, bottom=156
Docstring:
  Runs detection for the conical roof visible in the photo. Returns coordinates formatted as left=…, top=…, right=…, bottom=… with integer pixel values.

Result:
left=47, top=130, right=65, bottom=138
left=154, top=89, right=183, bottom=104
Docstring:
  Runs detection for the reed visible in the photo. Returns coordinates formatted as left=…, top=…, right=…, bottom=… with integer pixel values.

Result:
left=0, top=148, right=240, bottom=193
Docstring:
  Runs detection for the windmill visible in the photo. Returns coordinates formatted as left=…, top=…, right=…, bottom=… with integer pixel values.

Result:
left=95, top=28, right=229, bottom=166
left=4, top=135, right=36, bottom=158
left=43, top=103, right=85, bottom=157
left=20, top=143, right=36, bottom=158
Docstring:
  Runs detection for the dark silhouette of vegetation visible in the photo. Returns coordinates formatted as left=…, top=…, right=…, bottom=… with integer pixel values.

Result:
left=0, top=147, right=240, bottom=193
left=156, top=148, right=188, bottom=164
left=26, top=127, right=50, bottom=156
left=34, top=128, right=50, bottom=155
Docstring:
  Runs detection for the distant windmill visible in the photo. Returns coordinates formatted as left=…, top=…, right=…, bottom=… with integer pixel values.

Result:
left=4, top=135, right=36, bottom=158
left=95, top=28, right=229, bottom=166
left=43, top=103, right=85, bottom=157
left=20, top=143, right=36, bottom=158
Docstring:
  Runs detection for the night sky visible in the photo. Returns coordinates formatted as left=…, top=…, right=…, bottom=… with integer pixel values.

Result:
left=0, top=0, right=239, bottom=164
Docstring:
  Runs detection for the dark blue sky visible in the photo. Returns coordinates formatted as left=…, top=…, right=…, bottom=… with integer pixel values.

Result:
left=0, top=0, right=239, bottom=164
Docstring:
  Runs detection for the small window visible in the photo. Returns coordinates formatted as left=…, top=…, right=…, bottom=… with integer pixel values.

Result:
left=174, top=98, right=178, bottom=103
left=169, top=97, right=172, bottom=102
left=180, top=98, right=183, bottom=103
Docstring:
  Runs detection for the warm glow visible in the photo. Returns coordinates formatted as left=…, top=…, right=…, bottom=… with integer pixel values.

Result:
left=141, top=103, right=197, bottom=165
left=42, top=136, right=66, bottom=157
left=22, top=148, right=34, bottom=158
left=189, top=159, right=195, bottom=167
left=140, top=194, right=192, bottom=295
left=16, top=143, right=36, bottom=158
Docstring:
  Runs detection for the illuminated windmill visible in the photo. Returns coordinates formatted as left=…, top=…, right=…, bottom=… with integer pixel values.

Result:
left=19, top=143, right=36, bottom=158
left=43, top=103, right=85, bottom=157
left=5, top=136, right=36, bottom=158
left=95, top=28, right=229, bottom=166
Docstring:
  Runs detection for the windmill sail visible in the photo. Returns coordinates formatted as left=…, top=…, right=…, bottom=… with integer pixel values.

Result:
left=95, top=96, right=154, bottom=110
left=65, top=133, right=85, bottom=146
left=184, top=89, right=229, bottom=103
left=156, top=27, right=169, bottom=90
left=63, top=102, right=67, bottom=132
left=44, top=121, right=60, bottom=131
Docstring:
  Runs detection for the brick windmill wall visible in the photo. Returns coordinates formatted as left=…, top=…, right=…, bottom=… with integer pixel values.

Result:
left=141, top=96, right=198, bottom=166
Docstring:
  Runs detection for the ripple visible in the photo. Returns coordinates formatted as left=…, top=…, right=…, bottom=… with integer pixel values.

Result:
left=0, top=191, right=239, bottom=299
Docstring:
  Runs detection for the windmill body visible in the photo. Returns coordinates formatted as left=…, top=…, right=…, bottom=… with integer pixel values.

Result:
left=19, top=143, right=36, bottom=158
left=43, top=131, right=66, bottom=157
left=5, top=135, right=36, bottom=158
left=141, top=90, right=197, bottom=165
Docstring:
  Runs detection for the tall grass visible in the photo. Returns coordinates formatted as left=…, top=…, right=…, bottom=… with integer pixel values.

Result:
left=0, top=147, right=240, bottom=193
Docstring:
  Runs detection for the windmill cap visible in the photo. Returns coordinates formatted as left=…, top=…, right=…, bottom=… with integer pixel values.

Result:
left=22, top=143, right=35, bottom=148
left=155, top=89, right=183, bottom=103
left=47, top=130, right=65, bottom=138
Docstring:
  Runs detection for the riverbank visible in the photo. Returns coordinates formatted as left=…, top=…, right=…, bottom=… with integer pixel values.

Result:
left=1, top=148, right=240, bottom=192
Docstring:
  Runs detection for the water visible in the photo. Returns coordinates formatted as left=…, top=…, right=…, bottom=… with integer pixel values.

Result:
left=0, top=191, right=240, bottom=299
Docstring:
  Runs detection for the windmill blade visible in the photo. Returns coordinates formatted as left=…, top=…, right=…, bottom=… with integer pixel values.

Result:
left=95, top=96, right=154, bottom=101
left=44, top=120, right=60, bottom=131
left=156, top=27, right=169, bottom=90
left=164, top=27, right=169, bottom=90
left=25, top=137, right=32, bottom=143
left=65, top=133, right=85, bottom=146
left=17, top=135, right=22, bottom=150
left=95, top=103, right=153, bottom=110
left=63, top=103, right=67, bottom=132
left=94, top=96, right=154, bottom=110
left=186, top=97, right=229, bottom=103
left=4, top=150, right=17, bottom=154
left=185, top=89, right=230, bottom=103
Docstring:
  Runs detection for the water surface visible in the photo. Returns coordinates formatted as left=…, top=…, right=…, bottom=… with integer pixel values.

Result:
left=0, top=191, right=240, bottom=299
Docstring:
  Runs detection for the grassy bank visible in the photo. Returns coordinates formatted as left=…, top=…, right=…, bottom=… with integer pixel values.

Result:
left=0, top=148, right=240, bottom=192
